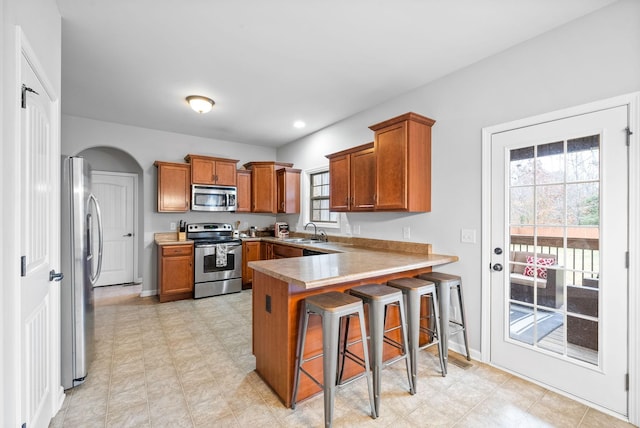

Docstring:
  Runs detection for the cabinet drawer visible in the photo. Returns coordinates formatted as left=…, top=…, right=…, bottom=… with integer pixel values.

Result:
left=272, top=244, right=303, bottom=258
left=161, top=244, right=193, bottom=256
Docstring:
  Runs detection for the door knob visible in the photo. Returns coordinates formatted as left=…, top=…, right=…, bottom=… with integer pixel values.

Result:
left=123, top=233, right=133, bottom=237
left=492, top=263, right=503, bottom=272
left=49, top=270, right=64, bottom=282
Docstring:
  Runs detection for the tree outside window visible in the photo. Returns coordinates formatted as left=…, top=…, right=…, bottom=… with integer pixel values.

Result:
left=309, top=171, right=337, bottom=223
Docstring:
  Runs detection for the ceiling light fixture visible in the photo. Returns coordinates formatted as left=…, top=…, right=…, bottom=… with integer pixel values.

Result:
left=186, top=95, right=214, bottom=114
left=293, top=120, right=306, bottom=129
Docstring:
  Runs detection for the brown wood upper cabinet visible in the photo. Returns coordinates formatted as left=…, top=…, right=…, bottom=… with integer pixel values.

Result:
left=277, top=168, right=301, bottom=214
left=184, top=154, right=239, bottom=186
left=236, top=169, right=252, bottom=212
left=326, top=142, right=375, bottom=211
left=153, top=161, right=191, bottom=212
left=243, top=161, right=295, bottom=213
left=369, top=112, right=435, bottom=212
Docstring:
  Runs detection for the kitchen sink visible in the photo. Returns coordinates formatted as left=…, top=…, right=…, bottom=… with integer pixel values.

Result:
left=283, top=238, right=323, bottom=244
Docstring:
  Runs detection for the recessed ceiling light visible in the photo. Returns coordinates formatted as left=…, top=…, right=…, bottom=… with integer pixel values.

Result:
left=293, top=120, right=306, bottom=129
left=186, top=95, right=214, bottom=114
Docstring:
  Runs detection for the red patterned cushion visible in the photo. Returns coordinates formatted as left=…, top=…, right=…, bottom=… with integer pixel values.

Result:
left=523, top=255, right=555, bottom=279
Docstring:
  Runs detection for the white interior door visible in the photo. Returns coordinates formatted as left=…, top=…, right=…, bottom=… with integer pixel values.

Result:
left=20, top=53, right=58, bottom=428
left=91, top=172, right=135, bottom=286
left=489, top=105, right=629, bottom=416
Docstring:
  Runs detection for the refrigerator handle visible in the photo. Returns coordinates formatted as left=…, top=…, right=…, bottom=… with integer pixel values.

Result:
left=88, top=193, right=104, bottom=285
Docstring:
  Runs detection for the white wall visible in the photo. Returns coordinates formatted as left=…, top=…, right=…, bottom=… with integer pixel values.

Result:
left=1, top=0, right=61, bottom=426
left=277, top=0, right=640, bottom=355
left=61, top=115, right=278, bottom=296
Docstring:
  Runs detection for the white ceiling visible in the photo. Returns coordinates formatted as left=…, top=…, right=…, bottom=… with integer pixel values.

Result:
left=56, top=0, right=617, bottom=147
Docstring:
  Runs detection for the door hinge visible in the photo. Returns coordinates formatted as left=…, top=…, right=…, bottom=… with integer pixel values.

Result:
left=21, top=84, right=39, bottom=109
left=20, top=256, right=27, bottom=277
left=626, top=127, right=633, bottom=146
left=626, top=251, right=630, bottom=268
left=22, top=422, right=26, bottom=428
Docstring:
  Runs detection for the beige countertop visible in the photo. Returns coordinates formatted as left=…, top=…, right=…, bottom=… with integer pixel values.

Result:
left=249, top=240, right=457, bottom=289
left=154, top=232, right=193, bottom=246
left=154, top=231, right=457, bottom=289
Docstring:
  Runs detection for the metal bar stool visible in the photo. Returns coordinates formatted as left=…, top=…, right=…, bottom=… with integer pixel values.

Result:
left=417, top=272, right=471, bottom=374
left=387, top=277, right=446, bottom=390
left=340, top=284, right=413, bottom=417
left=291, top=291, right=376, bottom=427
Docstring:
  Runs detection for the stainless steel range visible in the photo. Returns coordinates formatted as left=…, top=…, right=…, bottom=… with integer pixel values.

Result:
left=187, top=223, right=242, bottom=298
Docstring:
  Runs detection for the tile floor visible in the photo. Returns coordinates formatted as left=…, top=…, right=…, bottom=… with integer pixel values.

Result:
left=49, top=284, right=633, bottom=428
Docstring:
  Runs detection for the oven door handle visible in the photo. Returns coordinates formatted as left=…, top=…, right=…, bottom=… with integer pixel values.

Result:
left=195, top=243, right=241, bottom=249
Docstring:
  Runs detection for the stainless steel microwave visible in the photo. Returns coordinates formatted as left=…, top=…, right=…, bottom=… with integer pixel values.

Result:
left=191, top=185, right=237, bottom=211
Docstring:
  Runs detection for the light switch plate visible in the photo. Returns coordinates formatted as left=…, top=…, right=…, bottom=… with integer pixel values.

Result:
left=461, top=228, right=476, bottom=244
left=403, top=226, right=410, bottom=240
left=170, top=222, right=177, bottom=231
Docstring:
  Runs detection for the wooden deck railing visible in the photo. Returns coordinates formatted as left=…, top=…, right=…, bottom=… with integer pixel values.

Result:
left=510, top=235, right=599, bottom=285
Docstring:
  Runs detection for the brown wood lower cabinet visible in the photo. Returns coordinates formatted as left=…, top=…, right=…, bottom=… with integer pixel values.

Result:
left=262, top=242, right=273, bottom=260
left=272, top=243, right=303, bottom=259
left=157, top=243, right=194, bottom=303
left=243, top=241, right=304, bottom=288
left=242, top=241, right=261, bottom=288
left=252, top=266, right=433, bottom=407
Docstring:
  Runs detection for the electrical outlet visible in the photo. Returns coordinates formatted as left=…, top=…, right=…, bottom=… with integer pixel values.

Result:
left=403, top=226, right=410, bottom=240
left=461, top=228, right=476, bottom=244
left=170, top=222, right=177, bottom=231
left=353, top=224, right=361, bottom=235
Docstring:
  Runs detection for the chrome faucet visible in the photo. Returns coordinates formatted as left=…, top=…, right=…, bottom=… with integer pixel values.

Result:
left=304, top=222, right=318, bottom=240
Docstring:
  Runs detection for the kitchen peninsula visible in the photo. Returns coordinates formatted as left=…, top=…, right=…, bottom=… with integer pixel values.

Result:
left=248, top=239, right=457, bottom=407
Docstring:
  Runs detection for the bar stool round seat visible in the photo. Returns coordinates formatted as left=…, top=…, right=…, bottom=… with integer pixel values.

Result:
left=387, top=277, right=446, bottom=390
left=291, top=291, right=376, bottom=427
left=417, top=272, right=471, bottom=374
left=342, top=283, right=413, bottom=417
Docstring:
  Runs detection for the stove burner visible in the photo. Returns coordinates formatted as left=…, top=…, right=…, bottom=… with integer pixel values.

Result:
left=187, top=222, right=238, bottom=246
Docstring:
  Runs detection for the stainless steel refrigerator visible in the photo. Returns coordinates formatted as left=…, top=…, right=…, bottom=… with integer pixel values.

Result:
left=60, top=156, right=103, bottom=389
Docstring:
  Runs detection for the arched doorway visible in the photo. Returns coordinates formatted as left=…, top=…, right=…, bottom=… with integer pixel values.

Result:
left=76, top=147, right=144, bottom=287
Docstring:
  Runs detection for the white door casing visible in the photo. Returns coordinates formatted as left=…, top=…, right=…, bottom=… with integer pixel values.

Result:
left=18, top=28, right=62, bottom=428
left=91, top=171, right=136, bottom=286
left=482, top=96, right=638, bottom=421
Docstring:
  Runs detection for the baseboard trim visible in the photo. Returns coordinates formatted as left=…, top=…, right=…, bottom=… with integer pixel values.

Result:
left=139, top=289, right=157, bottom=298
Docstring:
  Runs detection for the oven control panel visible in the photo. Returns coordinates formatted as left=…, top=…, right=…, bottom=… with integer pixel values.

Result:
left=187, top=223, right=233, bottom=232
